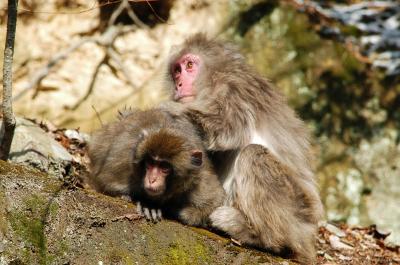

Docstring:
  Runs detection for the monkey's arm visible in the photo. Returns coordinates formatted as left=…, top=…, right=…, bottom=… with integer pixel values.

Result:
left=178, top=170, right=226, bottom=227
left=186, top=87, right=254, bottom=151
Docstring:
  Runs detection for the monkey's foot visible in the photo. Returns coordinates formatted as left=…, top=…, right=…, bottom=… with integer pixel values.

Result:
left=136, top=201, right=162, bottom=223
left=209, top=206, right=241, bottom=231
left=210, top=206, right=259, bottom=246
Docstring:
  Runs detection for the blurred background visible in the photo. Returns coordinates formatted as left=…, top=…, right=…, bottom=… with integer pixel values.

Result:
left=0, top=0, right=399, bottom=246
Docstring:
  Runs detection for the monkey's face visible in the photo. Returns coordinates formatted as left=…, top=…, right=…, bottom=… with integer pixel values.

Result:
left=172, top=53, right=201, bottom=103
left=143, top=156, right=172, bottom=197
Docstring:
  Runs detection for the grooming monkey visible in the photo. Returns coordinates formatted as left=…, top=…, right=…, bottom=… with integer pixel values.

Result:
left=166, top=34, right=324, bottom=264
left=88, top=106, right=225, bottom=226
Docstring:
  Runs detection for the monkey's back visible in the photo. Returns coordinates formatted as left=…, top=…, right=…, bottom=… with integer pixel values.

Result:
left=88, top=105, right=206, bottom=196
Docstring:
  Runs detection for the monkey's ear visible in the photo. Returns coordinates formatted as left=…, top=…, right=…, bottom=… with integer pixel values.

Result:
left=190, top=150, right=203, bottom=167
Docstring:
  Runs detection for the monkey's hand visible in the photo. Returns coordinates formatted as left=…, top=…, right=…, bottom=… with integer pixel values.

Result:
left=178, top=207, right=207, bottom=227
left=186, top=99, right=252, bottom=151
left=117, top=106, right=139, bottom=120
left=136, top=201, right=162, bottom=223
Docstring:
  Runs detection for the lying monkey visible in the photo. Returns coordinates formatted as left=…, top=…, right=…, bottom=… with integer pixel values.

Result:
left=88, top=104, right=225, bottom=226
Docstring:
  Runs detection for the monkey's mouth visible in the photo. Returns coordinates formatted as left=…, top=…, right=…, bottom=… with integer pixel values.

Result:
left=177, top=95, right=195, bottom=103
left=145, top=187, right=164, bottom=197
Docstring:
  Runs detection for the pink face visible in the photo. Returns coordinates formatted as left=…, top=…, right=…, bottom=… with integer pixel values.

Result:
left=144, top=158, right=171, bottom=197
left=172, top=54, right=200, bottom=103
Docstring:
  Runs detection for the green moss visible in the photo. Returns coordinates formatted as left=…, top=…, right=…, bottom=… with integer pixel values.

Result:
left=190, top=226, right=229, bottom=243
left=0, top=190, right=8, bottom=235
left=48, top=201, right=59, bottom=218
left=102, top=247, right=135, bottom=265
left=9, top=195, right=48, bottom=264
left=167, top=242, right=191, bottom=265
left=0, top=160, right=34, bottom=176
left=193, top=242, right=212, bottom=264
left=122, top=255, right=135, bottom=265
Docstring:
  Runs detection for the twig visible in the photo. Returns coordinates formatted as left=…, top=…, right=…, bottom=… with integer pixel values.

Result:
left=107, top=46, right=137, bottom=88
left=91, top=105, right=104, bottom=127
left=0, top=0, right=18, bottom=161
left=70, top=54, right=108, bottom=110
left=69, top=25, right=139, bottom=110
left=123, top=0, right=149, bottom=29
left=108, top=0, right=127, bottom=27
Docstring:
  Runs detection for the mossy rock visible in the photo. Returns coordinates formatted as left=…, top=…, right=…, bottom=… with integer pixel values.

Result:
left=0, top=161, right=295, bottom=264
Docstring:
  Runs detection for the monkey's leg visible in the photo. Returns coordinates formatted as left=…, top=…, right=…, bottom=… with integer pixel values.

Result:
left=211, top=144, right=316, bottom=263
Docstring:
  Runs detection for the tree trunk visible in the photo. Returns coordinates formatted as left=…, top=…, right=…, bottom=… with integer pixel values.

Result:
left=0, top=0, right=18, bottom=160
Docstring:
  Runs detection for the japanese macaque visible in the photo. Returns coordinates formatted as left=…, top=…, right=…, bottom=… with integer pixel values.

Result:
left=88, top=106, right=225, bottom=226
left=166, top=34, right=324, bottom=264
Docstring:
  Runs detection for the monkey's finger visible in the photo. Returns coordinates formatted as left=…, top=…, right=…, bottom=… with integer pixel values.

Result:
left=143, top=207, right=151, bottom=220
left=157, top=209, right=162, bottom=220
left=151, top=209, right=158, bottom=222
left=136, top=201, right=143, bottom=215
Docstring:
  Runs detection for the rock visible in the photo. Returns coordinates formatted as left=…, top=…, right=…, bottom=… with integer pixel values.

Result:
left=0, top=161, right=295, bottom=264
left=0, top=117, right=72, bottom=177
left=329, top=235, right=354, bottom=250
left=325, top=223, right=346, bottom=237
left=64, top=129, right=89, bottom=143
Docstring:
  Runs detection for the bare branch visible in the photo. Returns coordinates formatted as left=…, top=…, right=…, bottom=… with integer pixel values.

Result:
left=13, top=38, right=91, bottom=101
left=1, top=0, right=19, bottom=161
left=107, top=46, right=137, bottom=88
left=70, top=55, right=107, bottom=110
left=123, top=0, right=149, bottom=29
left=108, top=0, right=127, bottom=27
left=13, top=25, right=122, bottom=102
left=13, top=1, right=148, bottom=109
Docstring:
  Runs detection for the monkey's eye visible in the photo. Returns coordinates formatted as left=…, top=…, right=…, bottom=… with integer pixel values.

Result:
left=160, top=161, right=172, bottom=174
left=161, top=167, right=171, bottom=174
left=186, top=61, right=193, bottom=69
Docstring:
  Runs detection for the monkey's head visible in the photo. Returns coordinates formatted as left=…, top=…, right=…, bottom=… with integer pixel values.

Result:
left=134, top=129, right=203, bottom=200
left=168, top=33, right=245, bottom=103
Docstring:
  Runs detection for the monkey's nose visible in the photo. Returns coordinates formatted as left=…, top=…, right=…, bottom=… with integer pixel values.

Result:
left=175, top=83, right=182, bottom=91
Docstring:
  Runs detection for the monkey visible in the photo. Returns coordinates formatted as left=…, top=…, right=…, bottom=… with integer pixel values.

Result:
left=165, top=34, right=324, bottom=264
left=88, top=105, right=225, bottom=226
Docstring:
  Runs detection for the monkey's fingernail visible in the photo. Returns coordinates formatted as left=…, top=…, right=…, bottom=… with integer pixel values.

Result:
left=157, top=209, right=162, bottom=220
left=136, top=202, right=143, bottom=215
left=151, top=209, right=158, bottom=221
left=143, top=208, right=151, bottom=220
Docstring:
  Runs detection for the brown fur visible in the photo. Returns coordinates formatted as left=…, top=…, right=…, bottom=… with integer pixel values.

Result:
left=166, top=34, right=324, bottom=264
left=88, top=104, right=225, bottom=226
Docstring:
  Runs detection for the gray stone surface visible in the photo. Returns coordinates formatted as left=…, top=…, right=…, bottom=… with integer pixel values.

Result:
left=1, top=117, right=72, bottom=176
